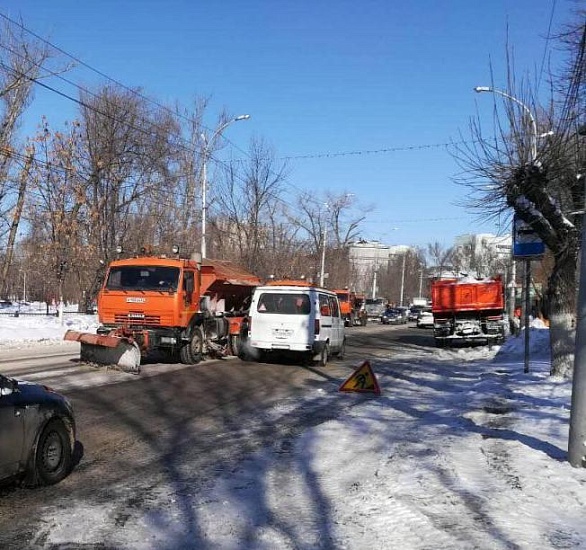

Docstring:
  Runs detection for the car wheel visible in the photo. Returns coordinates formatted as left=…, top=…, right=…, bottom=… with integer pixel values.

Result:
left=33, top=418, right=73, bottom=486
left=318, top=343, right=330, bottom=366
left=180, top=326, right=204, bottom=364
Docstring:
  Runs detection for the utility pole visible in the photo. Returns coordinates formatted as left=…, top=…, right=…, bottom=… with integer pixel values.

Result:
left=319, top=203, right=329, bottom=287
left=319, top=223, right=327, bottom=287
left=399, top=253, right=406, bottom=307
left=200, top=114, right=250, bottom=259
left=523, top=259, right=531, bottom=373
left=569, top=163, right=586, bottom=467
left=509, top=258, right=516, bottom=320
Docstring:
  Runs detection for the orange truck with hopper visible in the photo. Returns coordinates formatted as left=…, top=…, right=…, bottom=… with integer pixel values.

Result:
left=431, top=276, right=506, bottom=347
left=334, top=289, right=368, bottom=327
left=65, top=250, right=260, bottom=372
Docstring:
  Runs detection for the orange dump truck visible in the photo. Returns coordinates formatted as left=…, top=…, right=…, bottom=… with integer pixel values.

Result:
left=65, top=252, right=260, bottom=372
left=334, top=289, right=368, bottom=327
left=431, top=276, right=505, bottom=347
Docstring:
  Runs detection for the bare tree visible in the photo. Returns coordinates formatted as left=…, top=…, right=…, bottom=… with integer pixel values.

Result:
left=0, top=21, right=56, bottom=296
left=426, top=242, right=455, bottom=279
left=212, top=137, right=290, bottom=277
left=79, top=86, right=176, bottom=252
left=167, top=97, right=210, bottom=255
left=289, top=191, right=366, bottom=287
left=453, top=17, right=585, bottom=377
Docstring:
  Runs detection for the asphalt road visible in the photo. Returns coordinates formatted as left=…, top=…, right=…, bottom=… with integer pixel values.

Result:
left=0, top=322, right=435, bottom=548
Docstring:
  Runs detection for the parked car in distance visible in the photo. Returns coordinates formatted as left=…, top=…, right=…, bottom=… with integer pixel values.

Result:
left=408, top=305, right=425, bottom=322
left=416, top=308, right=434, bottom=328
left=365, top=298, right=386, bottom=321
left=0, top=373, right=76, bottom=487
left=396, top=307, right=409, bottom=323
left=381, top=307, right=407, bottom=325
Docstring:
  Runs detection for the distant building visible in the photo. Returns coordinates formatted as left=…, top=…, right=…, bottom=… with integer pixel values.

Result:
left=453, top=233, right=512, bottom=278
left=348, top=240, right=414, bottom=297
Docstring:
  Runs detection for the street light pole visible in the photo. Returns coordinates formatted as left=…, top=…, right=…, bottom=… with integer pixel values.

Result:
left=474, top=85, right=538, bottom=375
left=569, top=140, right=586, bottom=466
left=474, top=86, right=537, bottom=161
left=319, top=204, right=329, bottom=287
left=200, top=114, right=250, bottom=259
left=399, top=253, right=406, bottom=307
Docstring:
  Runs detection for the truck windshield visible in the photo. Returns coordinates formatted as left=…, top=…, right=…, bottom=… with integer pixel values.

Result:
left=105, top=266, right=180, bottom=291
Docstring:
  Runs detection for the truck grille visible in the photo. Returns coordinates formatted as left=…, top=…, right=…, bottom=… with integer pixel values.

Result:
left=115, top=313, right=161, bottom=326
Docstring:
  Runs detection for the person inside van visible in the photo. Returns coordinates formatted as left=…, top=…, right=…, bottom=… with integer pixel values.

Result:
left=295, top=296, right=311, bottom=314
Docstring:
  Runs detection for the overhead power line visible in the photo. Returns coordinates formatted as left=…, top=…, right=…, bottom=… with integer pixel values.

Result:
left=277, top=141, right=468, bottom=161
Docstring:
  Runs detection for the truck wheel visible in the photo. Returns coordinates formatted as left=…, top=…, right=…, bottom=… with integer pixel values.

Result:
left=229, top=334, right=241, bottom=357
left=180, top=326, right=204, bottom=365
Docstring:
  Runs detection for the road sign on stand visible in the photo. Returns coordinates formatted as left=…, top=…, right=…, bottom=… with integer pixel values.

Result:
left=339, top=361, right=381, bottom=395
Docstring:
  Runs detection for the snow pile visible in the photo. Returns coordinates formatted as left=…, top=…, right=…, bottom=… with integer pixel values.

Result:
left=0, top=302, right=98, bottom=347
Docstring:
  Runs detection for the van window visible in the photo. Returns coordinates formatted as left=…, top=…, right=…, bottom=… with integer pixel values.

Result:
left=329, top=296, right=340, bottom=317
left=257, top=293, right=311, bottom=314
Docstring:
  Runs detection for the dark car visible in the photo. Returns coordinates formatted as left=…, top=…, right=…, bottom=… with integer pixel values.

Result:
left=408, top=305, right=425, bottom=322
left=380, top=307, right=407, bottom=325
left=0, top=373, right=76, bottom=486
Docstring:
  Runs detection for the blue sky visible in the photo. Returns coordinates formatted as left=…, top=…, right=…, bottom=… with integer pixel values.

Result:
left=3, top=1, right=579, bottom=248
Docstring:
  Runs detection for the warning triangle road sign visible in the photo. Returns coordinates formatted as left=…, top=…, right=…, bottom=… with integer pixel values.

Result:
left=339, top=360, right=381, bottom=395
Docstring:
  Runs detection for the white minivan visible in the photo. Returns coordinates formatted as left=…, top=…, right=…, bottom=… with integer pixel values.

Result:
left=243, top=281, right=346, bottom=365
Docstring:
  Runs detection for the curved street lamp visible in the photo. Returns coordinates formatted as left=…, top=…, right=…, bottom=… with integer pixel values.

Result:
left=200, top=114, right=251, bottom=258
left=474, top=86, right=540, bottom=375
left=319, top=203, right=329, bottom=287
left=473, top=86, right=538, bottom=162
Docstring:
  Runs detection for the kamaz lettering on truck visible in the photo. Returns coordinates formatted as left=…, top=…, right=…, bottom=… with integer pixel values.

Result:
left=431, top=276, right=506, bottom=347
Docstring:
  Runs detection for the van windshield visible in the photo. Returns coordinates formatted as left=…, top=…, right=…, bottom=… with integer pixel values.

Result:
left=257, top=293, right=311, bottom=315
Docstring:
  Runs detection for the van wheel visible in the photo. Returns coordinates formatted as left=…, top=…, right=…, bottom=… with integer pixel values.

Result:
left=336, top=338, right=346, bottom=360
left=318, top=343, right=329, bottom=366
left=180, top=326, right=204, bottom=364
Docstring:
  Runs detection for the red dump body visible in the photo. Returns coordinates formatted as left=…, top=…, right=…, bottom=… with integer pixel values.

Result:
left=432, top=278, right=504, bottom=314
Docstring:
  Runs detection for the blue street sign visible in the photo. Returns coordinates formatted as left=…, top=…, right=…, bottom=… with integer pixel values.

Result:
left=513, top=214, right=545, bottom=258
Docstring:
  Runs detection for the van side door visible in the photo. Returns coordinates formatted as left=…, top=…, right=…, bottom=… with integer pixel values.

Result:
left=328, top=295, right=344, bottom=351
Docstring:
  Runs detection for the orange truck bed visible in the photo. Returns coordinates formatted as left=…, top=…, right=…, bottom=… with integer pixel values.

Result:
left=431, top=278, right=504, bottom=314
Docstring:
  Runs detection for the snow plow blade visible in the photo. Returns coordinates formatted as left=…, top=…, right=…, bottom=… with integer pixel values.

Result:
left=64, top=330, right=142, bottom=373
